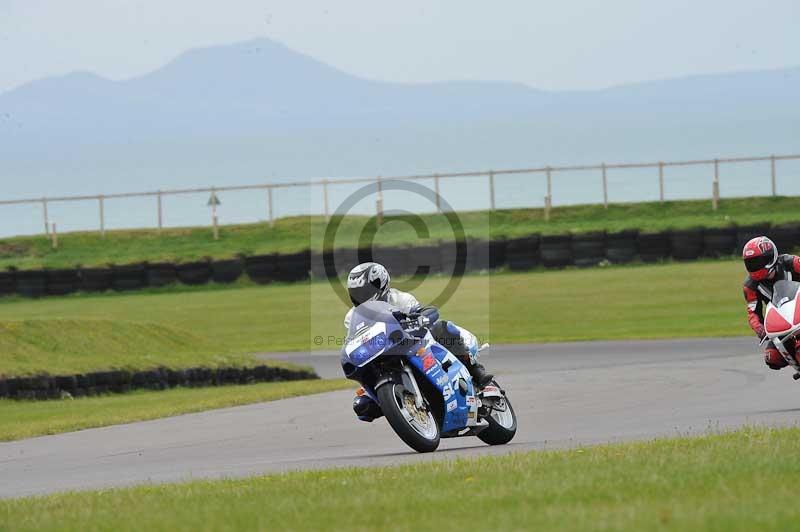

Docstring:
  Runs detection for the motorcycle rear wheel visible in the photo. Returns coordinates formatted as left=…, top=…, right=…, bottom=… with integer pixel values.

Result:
left=377, top=382, right=440, bottom=453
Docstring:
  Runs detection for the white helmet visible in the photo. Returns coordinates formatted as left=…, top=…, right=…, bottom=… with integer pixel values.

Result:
left=347, top=262, right=390, bottom=306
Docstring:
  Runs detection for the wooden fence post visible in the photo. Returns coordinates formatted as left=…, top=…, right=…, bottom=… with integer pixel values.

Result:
left=712, top=159, right=720, bottom=211
left=434, top=174, right=441, bottom=212
left=489, top=171, right=496, bottom=211
left=322, top=179, right=330, bottom=222
left=268, top=187, right=274, bottom=228
left=98, top=195, right=105, bottom=237
left=42, top=198, right=50, bottom=236
left=376, top=176, right=383, bottom=226
left=157, top=191, right=163, bottom=233
left=771, top=155, right=777, bottom=197
left=545, top=167, right=553, bottom=222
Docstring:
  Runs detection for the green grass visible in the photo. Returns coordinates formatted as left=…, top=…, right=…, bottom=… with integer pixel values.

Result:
left=0, top=260, right=751, bottom=377
left=2, top=426, right=797, bottom=530
left=2, top=196, right=799, bottom=269
left=0, top=318, right=245, bottom=376
left=0, top=379, right=352, bottom=442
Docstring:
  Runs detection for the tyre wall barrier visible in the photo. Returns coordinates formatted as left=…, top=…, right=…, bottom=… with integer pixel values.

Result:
left=3, top=221, right=799, bottom=300
left=371, top=246, right=409, bottom=275
left=245, top=254, right=276, bottom=284
left=211, top=258, right=244, bottom=283
left=540, top=234, right=572, bottom=268
left=15, top=270, right=46, bottom=298
left=0, top=271, right=15, bottom=296
left=0, top=364, right=319, bottom=400
left=736, top=223, right=772, bottom=251
left=80, top=267, right=113, bottom=292
left=273, top=251, right=310, bottom=282
left=464, top=238, right=491, bottom=271
left=489, top=239, right=508, bottom=269
left=506, top=236, right=540, bottom=271
left=606, top=230, right=639, bottom=264
left=176, top=261, right=213, bottom=285
left=146, top=262, right=177, bottom=287
left=45, top=269, right=80, bottom=296
left=571, top=231, right=606, bottom=267
left=669, top=228, right=705, bottom=261
left=768, top=222, right=800, bottom=254
left=703, top=227, right=738, bottom=258
left=638, top=232, right=671, bottom=262
left=112, top=264, right=147, bottom=291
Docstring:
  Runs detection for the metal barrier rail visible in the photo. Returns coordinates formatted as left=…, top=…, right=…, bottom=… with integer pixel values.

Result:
left=2, top=152, right=799, bottom=237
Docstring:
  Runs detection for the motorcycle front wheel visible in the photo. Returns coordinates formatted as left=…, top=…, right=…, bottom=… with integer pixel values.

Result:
left=477, top=383, right=517, bottom=446
left=377, top=382, right=440, bottom=453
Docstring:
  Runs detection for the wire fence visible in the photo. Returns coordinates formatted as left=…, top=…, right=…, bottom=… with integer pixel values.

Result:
left=2, top=152, right=799, bottom=239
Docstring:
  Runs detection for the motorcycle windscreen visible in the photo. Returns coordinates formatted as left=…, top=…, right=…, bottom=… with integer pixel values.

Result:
left=343, top=301, right=403, bottom=367
left=765, top=281, right=800, bottom=335
left=771, top=280, right=800, bottom=307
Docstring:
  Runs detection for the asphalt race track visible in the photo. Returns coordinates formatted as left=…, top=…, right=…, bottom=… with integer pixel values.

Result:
left=3, top=337, right=799, bottom=499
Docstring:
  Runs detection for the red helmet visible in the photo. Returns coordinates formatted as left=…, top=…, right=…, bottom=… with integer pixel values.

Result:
left=742, top=236, right=778, bottom=281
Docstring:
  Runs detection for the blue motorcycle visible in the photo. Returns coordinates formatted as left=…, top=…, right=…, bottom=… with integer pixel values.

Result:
left=341, top=300, right=517, bottom=453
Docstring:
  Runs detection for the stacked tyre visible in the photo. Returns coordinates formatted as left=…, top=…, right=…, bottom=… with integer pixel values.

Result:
left=703, top=227, right=737, bottom=258
left=540, top=235, right=572, bottom=269
left=274, top=251, right=310, bottom=282
left=310, top=250, right=335, bottom=279
left=669, top=228, right=705, bottom=261
left=606, top=230, right=639, bottom=264
left=0, top=270, right=15, bottom=297
left=112, top=264, right=146, bottom=291
left=505, top=236, right=539, bottom=271
left=371, top=246, right=407, bottom=275
left=736, top=223, right=771, bottom=252
left=211, top=258, right=244, bottom=283
left=176, top=261, right=213, bottom=285
left=464, top=238, right=491, bottom=272
left=489, top=239, right=508, bottom=270
left=79, top=267, right=112, bottom=292
left=638, top=232, right=670, bottom=262
left=45, top=269, right=80, bottom=296
left=769, top=222, right=800, bottom=254
left=15, top=270, right=46, bottom=298
left=407, top=245, right=442, bottom=275
left=571, top=231, right=606, bottom=267
left=245, top=255, right=276, bottom=284
left=146, top=263, right=177, bottom=287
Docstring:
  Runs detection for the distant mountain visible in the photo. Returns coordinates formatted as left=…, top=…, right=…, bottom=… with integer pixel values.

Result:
left=0, top=37, right=797, bottom=202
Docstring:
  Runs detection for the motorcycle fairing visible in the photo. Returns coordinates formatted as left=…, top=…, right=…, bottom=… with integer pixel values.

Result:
left=344, top=321, right=389, bottom=367
left=765, top=281, right=800, bottom=337
left=406, top=332, right=478, bottom=433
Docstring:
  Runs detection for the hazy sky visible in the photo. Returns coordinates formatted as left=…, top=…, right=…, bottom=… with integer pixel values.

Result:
left=0, top=0, right=797, bottom=93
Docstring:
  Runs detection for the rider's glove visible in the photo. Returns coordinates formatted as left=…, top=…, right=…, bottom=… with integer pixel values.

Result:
left=756, top=325, right=766, bottom=340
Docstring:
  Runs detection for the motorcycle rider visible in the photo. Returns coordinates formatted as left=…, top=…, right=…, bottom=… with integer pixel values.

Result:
left=742, top=236, right=800, bottom=369
left=344, top=262, right=494, bottom=421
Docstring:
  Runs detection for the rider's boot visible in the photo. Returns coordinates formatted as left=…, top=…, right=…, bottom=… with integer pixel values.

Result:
left=352, top=387, right=383, bottom=422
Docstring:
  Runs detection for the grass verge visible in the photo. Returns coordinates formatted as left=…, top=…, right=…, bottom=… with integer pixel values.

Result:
left=0, top=379, right=352, bottom=442
left=0, top=318, right=254, bottom=376
left=1, top=426, right=797, bottom=530
left=0, top=260, right=751, bottom=376
left=2, top=195, right=798, bottom=269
